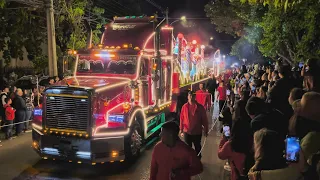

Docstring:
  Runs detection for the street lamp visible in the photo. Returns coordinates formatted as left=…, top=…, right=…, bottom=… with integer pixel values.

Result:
left=170, top=16, right=187, bottom=25
left=210, top=37, right=214, bottom=40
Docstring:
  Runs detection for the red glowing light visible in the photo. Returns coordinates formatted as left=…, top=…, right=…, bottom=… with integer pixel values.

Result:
left=177, top=33, right=184, bottom=39
left=192, top=40, right=197, bottom=45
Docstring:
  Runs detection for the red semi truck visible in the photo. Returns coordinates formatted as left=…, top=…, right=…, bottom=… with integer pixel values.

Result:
left=32, top=16, right=218, bottom=164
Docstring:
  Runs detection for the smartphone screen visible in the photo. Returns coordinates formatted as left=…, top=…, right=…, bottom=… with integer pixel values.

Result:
left=223, top=126, right=230, bottom=137
left=286, top=136, right=300, bottom=162
left=226, top=90, right=231, bottom=96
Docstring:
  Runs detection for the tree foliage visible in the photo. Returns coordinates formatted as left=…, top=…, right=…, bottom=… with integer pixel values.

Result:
left=239, top=0, right=302, bottom=10
left=0, top=0, right=107, bottom=73
left=205, top=0, right=320, bottom=64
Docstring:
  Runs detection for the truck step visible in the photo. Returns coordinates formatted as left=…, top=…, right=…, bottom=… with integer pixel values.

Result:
left=147, top=122, right=165, bottom=137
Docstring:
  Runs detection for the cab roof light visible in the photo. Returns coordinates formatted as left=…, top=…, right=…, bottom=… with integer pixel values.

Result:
left=123, top=44, right=128, bottom=48
left=116, top=46, right=121, bottom=49
left=94, top=54, right=115, bottom=58
left=134, top=47, right=140, bottom=50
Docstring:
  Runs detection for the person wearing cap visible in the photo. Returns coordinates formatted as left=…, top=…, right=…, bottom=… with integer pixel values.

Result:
left=150, top=121, right=203, bottom=180
left=195, top=83, right=211, bottom=111
left=180, top=91, right=208, bottom=159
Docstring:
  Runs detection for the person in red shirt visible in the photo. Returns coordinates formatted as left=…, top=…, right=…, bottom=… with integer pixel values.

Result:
left=195, top=83, right=211, bottom=110
left=180, top=91, right=209, bottom=158
left=217, top=80, right=227, bottom=113
left=218, top=119, right=253, bottom=180
left=150, top=121, right=203, bottom=180
left=4, top=97, right=16, bottom=139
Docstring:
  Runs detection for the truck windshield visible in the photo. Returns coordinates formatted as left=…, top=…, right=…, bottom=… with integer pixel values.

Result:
left=102, top=23, right=154, bottom=48
left=77, top=59, right=136, bottom=74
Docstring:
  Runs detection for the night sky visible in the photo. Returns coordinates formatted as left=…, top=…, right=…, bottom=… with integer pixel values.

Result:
left=140, top=0, right=237, bottom=54
left=103, top=0, right=237, bottom=55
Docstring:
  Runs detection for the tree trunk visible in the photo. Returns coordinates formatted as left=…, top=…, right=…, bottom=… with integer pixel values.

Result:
left=277, top=53, right=294, bottom=66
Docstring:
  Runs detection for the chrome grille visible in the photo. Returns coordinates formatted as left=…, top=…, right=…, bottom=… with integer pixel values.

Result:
left=45, top=95, right=89, bottom=131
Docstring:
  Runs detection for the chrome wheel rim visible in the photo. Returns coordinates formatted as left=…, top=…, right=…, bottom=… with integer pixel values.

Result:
left=130, top=128, right=142, bottom=155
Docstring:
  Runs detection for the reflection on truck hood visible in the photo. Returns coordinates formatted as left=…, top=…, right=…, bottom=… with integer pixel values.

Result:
left=57, top=76, right=131, bottom=90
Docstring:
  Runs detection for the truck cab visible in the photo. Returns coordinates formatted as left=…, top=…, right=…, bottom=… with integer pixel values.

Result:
left=32, top=16, right=177, bottom=164
left=32, top=16, right=218, bottom=164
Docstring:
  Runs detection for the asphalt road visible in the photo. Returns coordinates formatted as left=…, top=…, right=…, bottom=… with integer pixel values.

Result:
left=0, top=104, right=229, bottom=180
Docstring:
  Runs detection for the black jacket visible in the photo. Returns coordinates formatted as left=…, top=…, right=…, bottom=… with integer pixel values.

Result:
left=268, top=77, right=294, bottom=118
left=206, top=78, right=218, bottom=94
left=13, top=96, right=27, bottom=111
left=251, top=109, right=288, bottom=138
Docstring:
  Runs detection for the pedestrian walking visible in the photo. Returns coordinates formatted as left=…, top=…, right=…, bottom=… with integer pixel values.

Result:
left=206, top=74, right=218, bottom=103
left=150, top=121, right=203, bottom=180
left=196, top=83, right=211, bottom=111
left=180, top=91, right=208, bottom=158
left=217, top=80, right=227, bottom=112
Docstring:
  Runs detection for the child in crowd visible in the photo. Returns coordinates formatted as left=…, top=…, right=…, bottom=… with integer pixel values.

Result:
left=4, top=97, right=15, bottom=140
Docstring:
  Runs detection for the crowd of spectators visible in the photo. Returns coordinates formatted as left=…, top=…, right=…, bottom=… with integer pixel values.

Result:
left=0, top=76, right=62, bottom=143
left=214, top=59, right=320, bottom=180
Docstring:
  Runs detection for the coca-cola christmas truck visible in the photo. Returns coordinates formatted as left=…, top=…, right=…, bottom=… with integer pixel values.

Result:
left=32, top=16, right=218, bottom=164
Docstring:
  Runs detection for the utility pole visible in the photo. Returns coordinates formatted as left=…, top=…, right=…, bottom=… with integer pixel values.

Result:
left=44, top=0, right=58, bottom=76
left=165, top=8, right=169, bottom=25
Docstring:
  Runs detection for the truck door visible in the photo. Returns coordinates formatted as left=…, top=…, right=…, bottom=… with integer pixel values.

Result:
left=139, top=57, right=150, bottom=107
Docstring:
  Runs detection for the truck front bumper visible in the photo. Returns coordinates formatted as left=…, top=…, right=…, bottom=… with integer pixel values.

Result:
left=32, top=129, right=125, bottom=164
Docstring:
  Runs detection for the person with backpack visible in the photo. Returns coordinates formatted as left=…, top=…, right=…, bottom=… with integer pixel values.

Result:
left=3, top=97, right=15, bottom=140
left=218, top=119, right=253, bottom=180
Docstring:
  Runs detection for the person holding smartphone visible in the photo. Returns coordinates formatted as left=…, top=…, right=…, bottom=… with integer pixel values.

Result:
left=248, top=129, right=302, bottom=180
left=288, top=92, right=320, bottom=179
left=218, top=119, right=253, bottom=180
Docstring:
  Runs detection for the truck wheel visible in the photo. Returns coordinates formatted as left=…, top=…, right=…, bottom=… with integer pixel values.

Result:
left=124, top=120, right=142, bottom=160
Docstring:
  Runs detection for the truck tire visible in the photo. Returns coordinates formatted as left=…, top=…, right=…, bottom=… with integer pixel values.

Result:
left=124, top=120, right=142, bottom=160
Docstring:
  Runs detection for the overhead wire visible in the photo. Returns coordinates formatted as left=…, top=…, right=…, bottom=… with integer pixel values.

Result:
left=95, top=0, right=125, bottom=16
left=102, top=0, right=135, bottom=15
left=110, top=0, right=135, bottom=14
